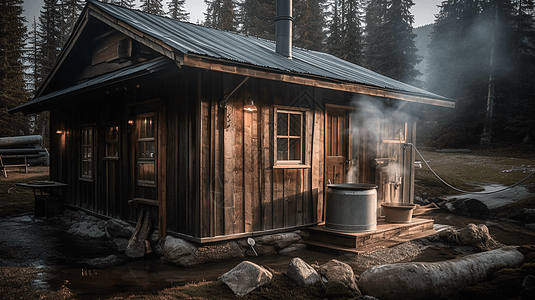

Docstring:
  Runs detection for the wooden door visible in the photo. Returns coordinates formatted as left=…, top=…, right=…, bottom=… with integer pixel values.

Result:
left=325, top=108, right=349, bottom=185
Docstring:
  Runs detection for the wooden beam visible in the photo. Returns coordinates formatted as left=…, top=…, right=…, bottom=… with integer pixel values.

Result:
left=183, top=55, right=455, bottom=108
left=89, top=9, right=176, bottom=62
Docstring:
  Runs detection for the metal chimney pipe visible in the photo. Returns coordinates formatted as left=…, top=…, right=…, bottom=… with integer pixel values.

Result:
left=275, top=0, right=292, bottom=58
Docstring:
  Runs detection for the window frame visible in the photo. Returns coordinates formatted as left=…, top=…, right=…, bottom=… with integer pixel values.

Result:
left=135, top=113, right=157, bottom=188
left=274, top=107, right=307, bottom=166
left=103, top=124, right=120, bottom=161
left=80, top=125, right=95, bottom=180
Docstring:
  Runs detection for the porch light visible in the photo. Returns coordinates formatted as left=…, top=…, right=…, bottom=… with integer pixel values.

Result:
left=244, top=98, right=257, bottom=112
left=56, top=129, right=64, bottom=134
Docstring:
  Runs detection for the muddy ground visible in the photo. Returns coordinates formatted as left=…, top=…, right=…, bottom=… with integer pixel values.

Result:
left=1, top=148, right=535, bottom=299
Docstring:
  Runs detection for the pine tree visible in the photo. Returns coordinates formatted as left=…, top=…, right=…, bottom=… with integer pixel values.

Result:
left=325, top=0, right=364, bottom=64
left=140, top=0, right=165, bottom=16
left=240, top=0, right=275, bottom=40
left=364, top=0, right=420, bottom=82
left=293, top=0, right=326, bottom=51
left=341, top=0, right=364, bottom=64
left=204, top=0, right=238, bottom=32
left=168, top=0, right=189, bottom=21
left=37, top=0, right=62, bottom=87
left=60, top=0, right=84, bottom=47
left=325, top=0, right=344, bottom=57
left=0, top=0, right=29, bottom=136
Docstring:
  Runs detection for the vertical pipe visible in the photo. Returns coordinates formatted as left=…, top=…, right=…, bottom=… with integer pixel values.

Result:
left=275, top=0, right=293, bottom=58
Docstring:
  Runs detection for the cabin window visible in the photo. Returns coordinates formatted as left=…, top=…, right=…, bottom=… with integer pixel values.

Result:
left=275, top=109, right=304, bottom=164
left=136, top=114, right=156, bottom=187
left=104, top=125, right=119, bottom=159
left=81, top=126, right=94, bottom=178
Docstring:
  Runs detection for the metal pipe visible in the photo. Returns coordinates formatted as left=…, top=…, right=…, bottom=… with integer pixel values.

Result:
left=275, top=0, right=292, bottom=58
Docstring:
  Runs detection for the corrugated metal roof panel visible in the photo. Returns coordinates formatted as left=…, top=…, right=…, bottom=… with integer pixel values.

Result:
left=10, top=57, right=172, bottom=114
left=88, top=1, right=445, bottom=100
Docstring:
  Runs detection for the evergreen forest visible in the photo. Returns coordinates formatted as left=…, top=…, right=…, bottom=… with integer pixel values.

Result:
left=2, top=0, right=535, bottom=148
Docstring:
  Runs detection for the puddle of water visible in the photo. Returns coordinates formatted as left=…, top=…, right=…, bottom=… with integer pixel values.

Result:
left=445, top=183, right=533, bottom=209
left=42, top=249, right=338, bottom=297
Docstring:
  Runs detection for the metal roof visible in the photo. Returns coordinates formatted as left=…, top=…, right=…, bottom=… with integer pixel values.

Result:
left=10, top=57, right=172, bottom=114
left=88, top=0, right=448, bottom=102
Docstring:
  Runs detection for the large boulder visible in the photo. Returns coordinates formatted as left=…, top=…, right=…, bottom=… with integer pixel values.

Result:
left=318, top=259, right=361, bottom=298
left=358, top=247, right=524, bottom=300
left=287, top=257, right=320, bottom=287
left=162, top=236, right=197, bottom=266
left=67, top=221, right=106, bottom=238
left=219, top=261, right=273, bottom=296
left=105, top=219, right=134, bottom=238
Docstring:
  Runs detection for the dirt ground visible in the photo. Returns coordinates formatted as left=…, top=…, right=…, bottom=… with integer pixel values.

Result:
left=1, top=148, right=535, bottom=299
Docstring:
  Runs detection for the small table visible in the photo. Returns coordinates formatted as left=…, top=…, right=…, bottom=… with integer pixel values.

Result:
left=16, top=181, right=68, bottom=219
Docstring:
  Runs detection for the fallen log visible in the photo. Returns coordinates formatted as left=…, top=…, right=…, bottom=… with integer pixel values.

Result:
left=358, top=247, right=524, bottom=300
left=0, top=135, right=42, bottom=148
left=0, top=148, right=44, bottom=155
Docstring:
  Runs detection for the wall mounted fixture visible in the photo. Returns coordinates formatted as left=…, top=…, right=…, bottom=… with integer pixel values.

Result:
left=244, top=98, right=257, bottom=112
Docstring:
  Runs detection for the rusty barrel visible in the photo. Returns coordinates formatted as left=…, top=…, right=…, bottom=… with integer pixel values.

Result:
left=325, top=183, right=378, bottom=233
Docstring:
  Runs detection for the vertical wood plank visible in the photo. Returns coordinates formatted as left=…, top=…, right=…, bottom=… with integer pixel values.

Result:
left=243, top=109, right=253, bottom=232
left=158, top=109, right=167, bottom=238
left=261, top=96, right=273, bottom=230
left=272, top=168, right=284, bottom=229
left=200, top=99, right=210, bottom=237
left=251, top=108, right=261, bottom=231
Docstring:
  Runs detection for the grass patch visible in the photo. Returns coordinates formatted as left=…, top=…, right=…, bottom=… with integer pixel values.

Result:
left=414, top=150, right=535, bottom=198
left=0, top=174, right=49, bottom=217
left=155, top=273, right=341, bottom=300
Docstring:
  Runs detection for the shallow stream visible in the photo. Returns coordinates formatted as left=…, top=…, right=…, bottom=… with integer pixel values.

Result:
left=2, top=211, right=535, bottom=298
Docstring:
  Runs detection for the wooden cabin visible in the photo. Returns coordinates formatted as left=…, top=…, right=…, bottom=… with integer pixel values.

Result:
left=11, top=0, right=454, bottom=242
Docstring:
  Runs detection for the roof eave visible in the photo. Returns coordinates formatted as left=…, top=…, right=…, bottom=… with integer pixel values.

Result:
left=182, top=54, right=455, bottom=108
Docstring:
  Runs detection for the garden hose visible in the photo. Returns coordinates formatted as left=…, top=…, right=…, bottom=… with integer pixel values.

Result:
left=405, top=143, right=535, bottom=195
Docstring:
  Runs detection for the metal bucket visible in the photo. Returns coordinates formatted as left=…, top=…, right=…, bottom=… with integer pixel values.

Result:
left=325, top=183, right=378, bottom=233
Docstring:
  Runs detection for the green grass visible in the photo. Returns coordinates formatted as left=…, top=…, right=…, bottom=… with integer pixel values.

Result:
left=0, top=174, right=49, bottom=217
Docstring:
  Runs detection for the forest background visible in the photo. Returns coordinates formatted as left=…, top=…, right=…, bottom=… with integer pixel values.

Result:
left=2, top=0, right=535, bottom=149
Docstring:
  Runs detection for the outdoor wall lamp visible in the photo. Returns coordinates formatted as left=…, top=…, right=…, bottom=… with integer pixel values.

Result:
left=56, top=129, right=64, bottom=134
left=243, top=98, right=257, bottom=112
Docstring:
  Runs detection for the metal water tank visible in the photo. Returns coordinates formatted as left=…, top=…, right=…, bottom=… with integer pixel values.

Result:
left=325, top=183, right=378, bottom=233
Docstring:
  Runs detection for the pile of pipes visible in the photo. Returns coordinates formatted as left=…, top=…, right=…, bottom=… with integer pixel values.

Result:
left=0, top=135, right=49, bottom=166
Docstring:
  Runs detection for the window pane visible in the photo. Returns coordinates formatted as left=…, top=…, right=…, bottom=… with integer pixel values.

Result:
left=138, top=162, right=155, bottom=182
left=277, top=138, right=288, bottom=161
left=289, top=138, right=301, bottom=160
left=289, top=113, right=301, bottom=136
left=277, top=113, right=288, bottom=136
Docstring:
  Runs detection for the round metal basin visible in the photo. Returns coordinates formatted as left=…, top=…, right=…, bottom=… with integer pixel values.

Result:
left=325, top=183, right=378, bottom=233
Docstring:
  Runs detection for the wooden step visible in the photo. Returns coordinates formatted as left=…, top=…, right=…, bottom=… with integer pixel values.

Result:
left=307, top=218, right=435, bottom=249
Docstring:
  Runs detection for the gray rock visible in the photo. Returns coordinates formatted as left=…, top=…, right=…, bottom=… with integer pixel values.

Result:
left=81, top=255, right=125, bottom=268
left=522, top=274, right=535, bottom=299
left=105, top=219, right=134, bottom=238
left=278, top=242, right=306, bottom=254
left=67, top=221, right=106, bottom=238
left=219, top=261, right=273, bottom=297
left=125, top=240, right=146, bottom=258
left=149, top=230, right=160, bottom=244
left=193, top=241, right=245, bottom=264
left=318, top=259, right=361, bottom=298
left=287, top=257, right=320, bottom=287
left=257, top=232, right=302, bottom=249
left=112, top=237, right=129, bottom=252
left=162, top=236, right=197, bottom=266
left=459, top=223, right=501, bottom=251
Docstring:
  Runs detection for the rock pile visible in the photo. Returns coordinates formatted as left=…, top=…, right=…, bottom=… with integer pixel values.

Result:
left=431, top=223, right=502, bottom=251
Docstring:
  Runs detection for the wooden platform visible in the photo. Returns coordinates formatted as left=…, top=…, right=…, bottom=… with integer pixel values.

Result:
left=306, top=218, right=436, bottom=254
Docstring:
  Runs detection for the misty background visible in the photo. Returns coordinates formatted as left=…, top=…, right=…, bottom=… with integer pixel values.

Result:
left=3, top=0, right=535, bottom=150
